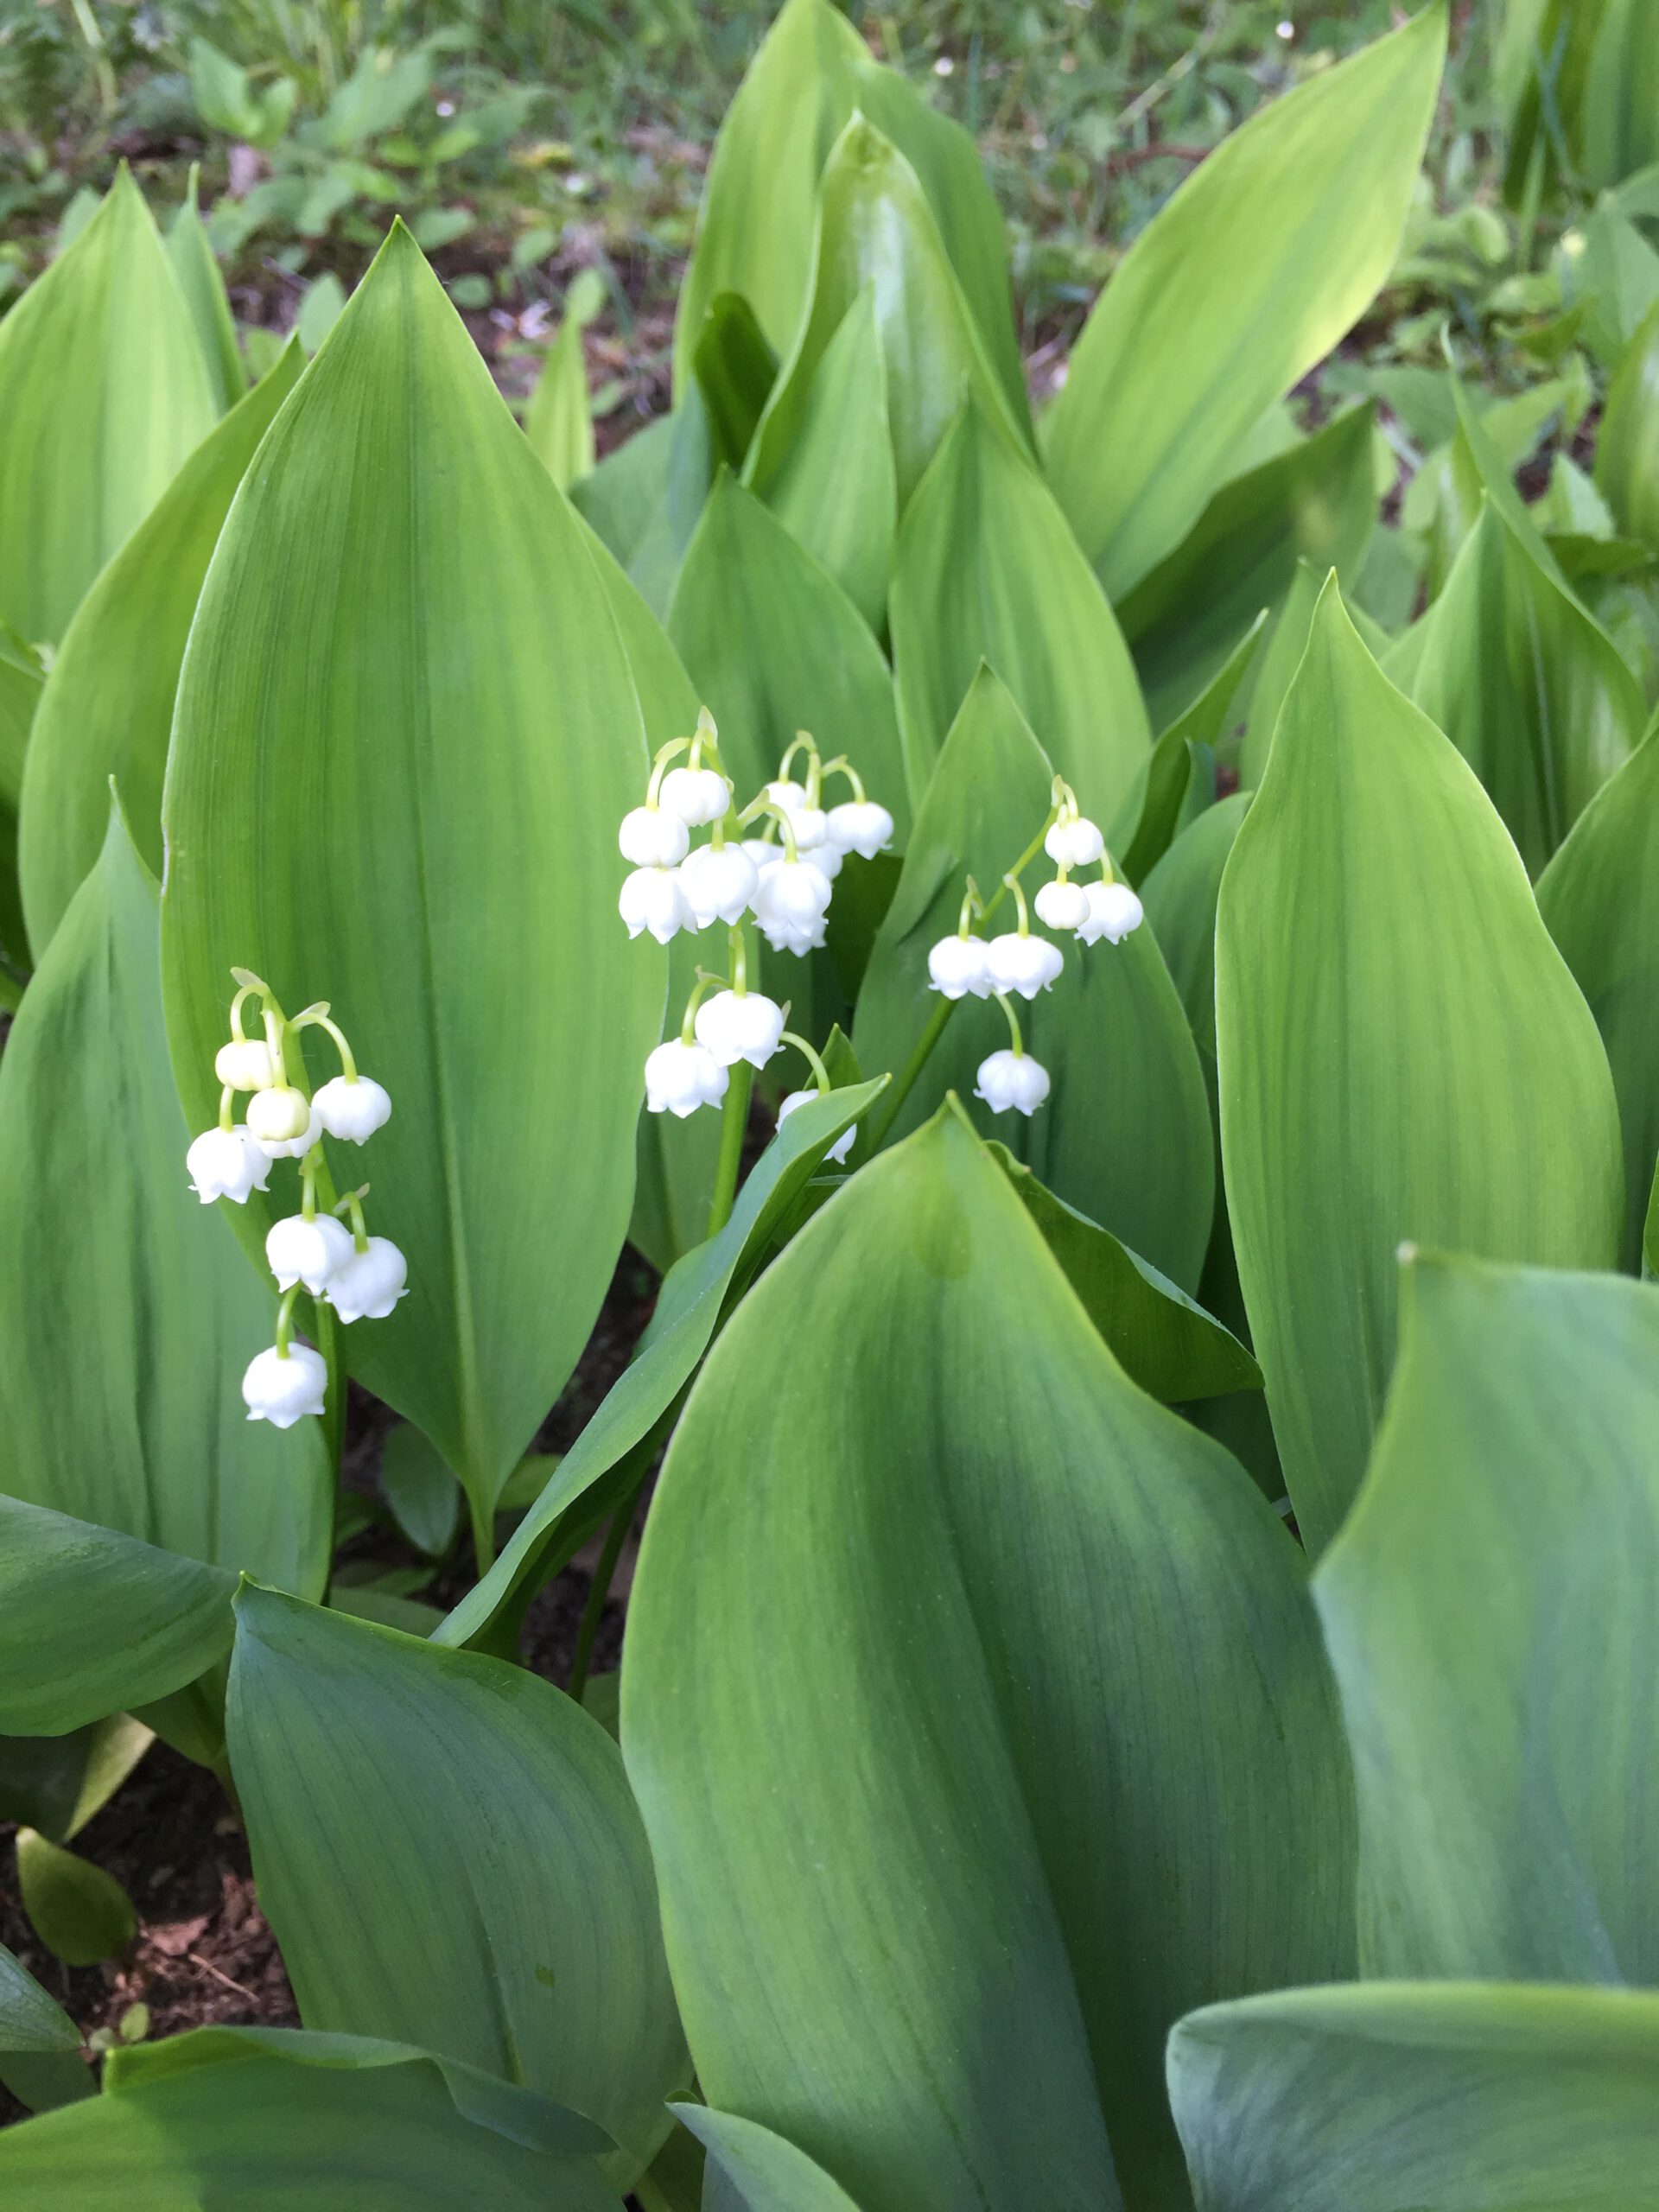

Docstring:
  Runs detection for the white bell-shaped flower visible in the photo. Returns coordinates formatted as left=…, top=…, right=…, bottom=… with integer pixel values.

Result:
left=679, top=842, right=760, bottom=927
left=986, top=931, right=1064, bottom=1000
left=186, top=1125, right=271, bottom=1205
left=214, top=1038, right=277, bottom=1091
left=645, top=1038, right=730, bottom=1117
left=807, top=837, right=843, bottom=880
left=1045, top=814, right=1105, bottom=869
left=765, top=779, right=827, bottom=850
left=619, top=804, right=690, bottom=868
left=1033, top=878, right=1090, bottom=932
left=243, top=1343, right=327, bottom=1428
left=825, top=800, right=894, bottom=859
left=695, top=989, right=785, bottom=1070
left=619, top=867, right=694, bottom=944
left=778, top=1089, right=855, bottom=1163
left=658, top=765, right=731, bottom=828
left=265, top=1212, right=355, bottom=1295
left=975, top=1049, right=1051, bottom=1116
left=326, top=1236, right=409, bottom=1324
left=313, top=1075, right=391, bottom=1143
left=752, top=858, right=832, bottom=954
left=927, top=934, right=993, bottom=999
left=1077, top=880, right=1145, bottom=945
left=257, top=1103, right=323, bottom=1160
left=246, top=1084, right=313, bottom=1147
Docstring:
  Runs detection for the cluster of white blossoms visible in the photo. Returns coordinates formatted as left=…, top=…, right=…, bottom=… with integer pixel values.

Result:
left=185, top=970, right=405, bottom=1429
left=620, top=711, right=891, bottom=1132
left=927, top=780, right=1144, bottom=1118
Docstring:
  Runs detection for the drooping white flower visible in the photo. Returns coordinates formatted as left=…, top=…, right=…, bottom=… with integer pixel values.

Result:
left=806, top=837, right=843, bottom=880
left=679, top=842, right=760, bottom=927
left=257, top=1103, right=323, bottom=1160
left=246, top=1084, right=314, bottom=1147
left=266, top=1212, right=356, bottom=1295
left=313, top=1075, right=391, bottom=1143
left=214, top=1038, right=277, bottom=1091
left=765, top=779, right=827, bottom=850
left=927, top=934, right=994, bottom=1000
left=243, top=1343, right=327, bottom=1428
left=645, top=1038, right=730, bottom=1117
left=752, top=858, right=832, bottom=954
left=619, top=804, right=690, bottom=868
left=1033, top=878, right=1090, bottom=932
left=1077, top=880, right=1145, bottom=945
left=741, top=836, right=782, bottom=873
left=658, top=765, right=731, bottom=828
left=778, top=1089, right=855, bottom=1163
left=825, top=800, right=894, bottom=860
left=695, top=989, right=785, bottom=1070
left=619, top=866, right=694, bottom=944
left=1045, top=814, right=1105, bottom=869
left=326, top=1236, right=409, bottom=1323
left=975, top=1049, right=1051, bottom=1116
left=986, top=931, right=1064, bottom=1000
left=186, top=1125, right=271, bottom=1205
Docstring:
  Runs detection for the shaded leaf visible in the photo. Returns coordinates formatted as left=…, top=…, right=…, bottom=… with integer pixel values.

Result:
left=677, top=2107, right=861, bottom=2212
left=690, top=292, right=777, bottom=472
left=0, top=1939, right=80, bottom=2052
left=1118, top=616, right=1262, bottom=882
left=377, top=1423, right=461, bottom=1557
left=16, top=1831, right=135, bottom=1967
left=1597, top=291, right=1659, bottom=551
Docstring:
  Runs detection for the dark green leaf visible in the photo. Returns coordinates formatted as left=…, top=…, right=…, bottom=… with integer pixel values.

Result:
left=377, top=1423, right=461, bottom=1557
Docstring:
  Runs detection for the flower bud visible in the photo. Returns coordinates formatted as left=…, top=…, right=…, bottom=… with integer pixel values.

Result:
left=619, top=804, right=690, bottom=868
left=313, top=1075, right=392, bottom=1143
left=243, top=1343, right=327, bottom=1428
left=765, top=780, right=827, bottom=850
left=214, top=1038, right=277, bottom=1091
left=326, top=1236, right=409, bottom=1324
left=619, top=867, right=694, bottom=944
left=778, top=1089, right=855, bottom=1163
left=257, top=1103, right=323, bottom=1160
left=1045, top=815, right=1105, bottom=869
left=265, top=1212, right=355, bottom=1295
left=658, top=765, right=731, bottom=828
left=975, top=1049, right=1051, bottom=1116
left=246, top=1084, right=314, bottom=1145
left=986, top=931, right=1064, bottom=1000
left=825, top=800, right=894, bottom=860
left=694, top=988, right=785, bottom=1070
left=679, top=842, right=760, bottom=928
left=1077, top=880, right=1145, bottom=945
left=752, top=858, right=832, bottom=954
left=927, top=934, right=994, bottom=1000
left=1033, top=878, right=1090, bottom=932
left=186, top=1125, right=272, bottom=1205
left=645, top=1039, right=730, bottom=1118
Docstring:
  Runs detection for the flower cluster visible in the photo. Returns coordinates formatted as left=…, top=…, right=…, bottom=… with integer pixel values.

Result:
left=927, top=780, right=1144, bottom=1117
left=186, top=971, right=406, bottom=1429
left=620, top=711, right=892, bottom=1129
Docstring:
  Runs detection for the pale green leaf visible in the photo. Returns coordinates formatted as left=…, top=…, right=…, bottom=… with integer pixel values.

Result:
left=16, top=1830, right=135, bottom=1967
left=1597, top=291, right=1659, bottom=552
left=525, top=314, right=595, bottom=492
left=676, top=2107, right=861, bottom=2212
left=166, top=167, right=245, bottom=413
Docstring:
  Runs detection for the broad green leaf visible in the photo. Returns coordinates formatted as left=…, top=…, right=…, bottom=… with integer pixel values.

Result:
left=623, top=1104, right=1353, bottom=2212
left=1236, top=558, right=1324, bottom=789
left=1169, top=1981, right=1659, bottom=2212
left=161, top=225, right=664, bottom=1522
left=853, top=669, right=1215, bottom=1289
left=1045, top=5, right=1445, bottom=599
left=16, top=1829, right=135, bottom=1967
left=377, top=1422, right=461, bottom=1557
left=228, top=1587, right=684, bottom=2180
left=435, top=1082, right=887, bottom=1652
left=1561, top=194, right=1659, bottom=368
left=1315, top=1254, right=1659, bottom=1981
left=1116, top=616, right=1262, bottom=883
left=570, top=409, right=712, bottom=620
left=525, top=280, right=601, bottom=491
left=1120, top=405, right=1377, bottom=733
left=0, top=1939, right=80, bottom=2052
left=690, top=291, right=777, bottom=472
left=755, top=284, right=895, bottom=636
left=1142, top=792, right=1253, bottom=1078
left=0, top=2027, right=620, bottom=2209
left=0, top=1715, right=151, bottom=1843
left=1216, top=583, right=1624, bottom=1553
left=1597, top=292, right=1659, bottom=552
left=890, top=393, right=1151, bottom=823
left=676, top=2107, right=861, bottom=2212
left=666, top=474, right=908, bottom=836
left=19, top=341, right=304, bottom=956
left=0, top=620, right=44, bottom=975
left=1648, top=1156, right=1659, bottom=1276
left=167, top=167, right=245, bottom=413
left=0, top=168, right=215, bottom=645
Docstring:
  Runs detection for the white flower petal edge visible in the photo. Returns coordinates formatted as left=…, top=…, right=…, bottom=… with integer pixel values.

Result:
left=619, top=867, right=694, bottom=944
left=619, top=804, right=690, bottom=868
left=752, top=860, right=832, bottom=954
left=679, top=842, right=760, bottom=927
left=313, top=1074, right=391, bottom=1142
left=985, top=932, right=1064, bottom=1000
left=257, top=1103, right=324, bottom=1161
left=186, top=1125, right=271, bottom=1205
left=645, top=1039, right=730, bottom=1117
left=975, top=1049, right=1051, bottom=1116
left=658, top=765, right=731, bottom=828
left=326, top=1236, right=409, bottom=1324
left=694, top=989, right=786, bottom=1070
left=246, top=1084, right=313, bottom=1146
left=265, top=1213, right=356, bottom=1295
left=927, top=935, right=994, bottom=1000
left=825, top=801, right=894, bottom=859
left=214, top=1038, right=277, bottom=1090
left=1033, top=878, right=1090, bottom=932
left=778, top=1089, right=855, bottom=1163
left=1077, top=880, right=1144, bottom=945
left=1044, top=815, right=1105, bottom=869
left=243, top=1343, right=328, bottom=1428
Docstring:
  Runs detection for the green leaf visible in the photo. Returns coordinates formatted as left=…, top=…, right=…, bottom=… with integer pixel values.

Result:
left=19, top=341, right=304, bottom=957
left=226, top=1586, right=686, bottom=2183
left=0, top=1939, right=80, bottom=2052
left=161, top=225, right=664, bottom=1522
left=377, top=1422, right=461, bottom=1557
left=1045, top=5, right=1445, bottom=599
left=1236, top=558, right=1324, bottom=789
left=525, top=301, right=597, bottom=492
left=1169, top=1981, right=1659, bottom=2212
left=0, top=621, right=44, bottom=976
left=0, top=2026, right=621, bottom=2208
left=16, top=1830, right=135, bottom=1967
left=690, top=292, right=778, bottom=473
left=666, top=474, right=908, bottom=837
left=167, top=166, right=245, bottom=414
left=1120, top=405, right=1378, bottom=734
left=754, top=284, right=894, bottom=636
left=0, top=168, right=216, bottom=645
left=853, top=669, right=1215, bottom=1290
left=0, top=1715, right=150, bottom=1843
left=434, top=1081, right=887, bottom=1652
left=623, top=1103, right=1353, bottom=2212
left=1597, top=293, right=1659, bottom=550
left=1314, top=1253, right=1659, bottom=1981
left=889, top=393, right=1151, bottom=824
left=675, top=2107, right=861, bottom=2212
left=1216, top=582, right=1624, bottom=1554
left=1142, top=792, right=1252, bottom=1078
left=1118, top=616, right=1263, bottom=883
left=297, top=271, right=346, bottom=356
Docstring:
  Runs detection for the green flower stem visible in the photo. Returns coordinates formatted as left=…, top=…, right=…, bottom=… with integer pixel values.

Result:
left=291, top=1006, right=359, bottom=1081
left=779, top=1030, right=833, bottom=1094
left=568, top=1483, right=641, bottom=1702
left=273, top=1282, right=302, bottom=1356
left=867, top=994, right=957, bottom=1153
left=994, top=988, right=1027, bottom=1057
left=218, top=1084, right=236, bottom=1134
left=707, top=1058, right=754, bottom=1236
